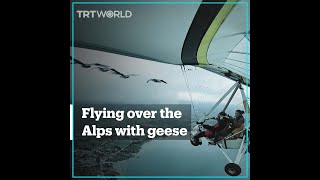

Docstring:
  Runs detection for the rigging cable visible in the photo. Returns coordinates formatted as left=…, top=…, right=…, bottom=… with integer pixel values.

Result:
left=180, top=65, right=199, bottom=120
left=194, top=66, right=207, bottom=117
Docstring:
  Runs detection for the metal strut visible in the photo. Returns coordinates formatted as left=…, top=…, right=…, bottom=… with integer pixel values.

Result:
left=222, top=83, right=239, bottom=112
left=239, top=83, right=250, bottom=113
left=197, top=81, right=239, bottom=123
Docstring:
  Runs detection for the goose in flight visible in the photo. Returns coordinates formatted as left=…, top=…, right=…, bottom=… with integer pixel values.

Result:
left=89, top=66, right=110, bottom=72
left=110, top=68, right=138, bottom=79
left=146, top=79, right=167, bottom=84
left=92, top=63, right=110, bottom=69
left=70, top=57, right=91, bottom=68
left=70, top=57, right=138, bottom=79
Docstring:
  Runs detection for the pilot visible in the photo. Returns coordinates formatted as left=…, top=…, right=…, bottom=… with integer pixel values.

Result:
left=193, top=111, right=230, bottom=142
left=213, top=109, right=245, bottom=144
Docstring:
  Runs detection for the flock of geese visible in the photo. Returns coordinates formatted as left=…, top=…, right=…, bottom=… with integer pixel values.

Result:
left=71, top=57, right=167, bottom=84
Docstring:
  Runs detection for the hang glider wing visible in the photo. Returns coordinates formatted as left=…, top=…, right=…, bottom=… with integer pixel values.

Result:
left=73, top=0, right=250, bottom=86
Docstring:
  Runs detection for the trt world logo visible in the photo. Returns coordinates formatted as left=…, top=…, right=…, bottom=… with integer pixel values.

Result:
left=76, top=10, right=132, bottom=18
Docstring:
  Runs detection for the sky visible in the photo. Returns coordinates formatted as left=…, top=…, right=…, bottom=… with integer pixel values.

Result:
left=71, top=47, right=250, bottom=113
